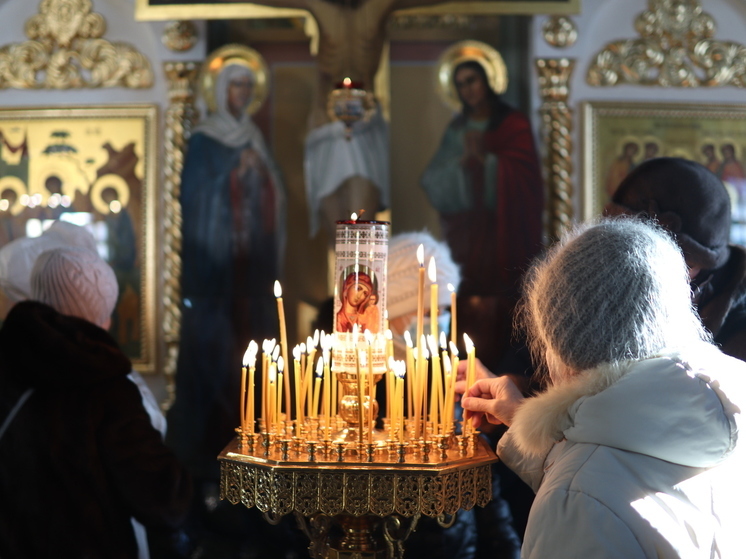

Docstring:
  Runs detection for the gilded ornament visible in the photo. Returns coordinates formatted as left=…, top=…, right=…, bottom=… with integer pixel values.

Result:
left=0, top=0, right=153, bottom=89
left=537, top=58, right=575, bottom=241
left=162, top=20, right=198, bottom=53
left=542, top=16, right=578, bottom=48
left=587, top=0, right=745, bottom=87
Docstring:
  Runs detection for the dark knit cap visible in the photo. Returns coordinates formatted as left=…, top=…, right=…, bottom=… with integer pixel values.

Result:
left=608, top=157, right=731, bottom=271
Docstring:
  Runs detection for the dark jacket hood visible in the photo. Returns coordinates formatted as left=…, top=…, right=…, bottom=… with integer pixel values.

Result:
left=0, top=300, right=131, bottom=391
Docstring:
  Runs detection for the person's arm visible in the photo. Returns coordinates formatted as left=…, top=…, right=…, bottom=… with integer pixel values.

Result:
left=99, top=377, right=192, bottom=529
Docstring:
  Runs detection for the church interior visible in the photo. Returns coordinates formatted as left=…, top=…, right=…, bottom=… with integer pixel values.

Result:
left=1, top=0, right=746, bottom=557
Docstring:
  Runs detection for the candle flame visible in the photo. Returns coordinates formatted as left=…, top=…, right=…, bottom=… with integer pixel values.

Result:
left=274, top=280, right=282, bottom=298
left=277, top=356, right=285, bottom=372
left=449, top=341, right=459, bottom=356
left=272, top=345, right=280, bottom=361
left=427, top=334, right=438, bottom=353
left=293, top=345, right=301, bottom=360
left=394, top=360, right=406, bottom=379
left=316, top=357, right=324, bottom=376
left=404, top=330, right=413, bottom=347
left=343, top=77, right=352, bottom=87
left=300, top=342, right=306, bottom=353
left=364, top=329, right=373, bottom=344
left=242, top=345, right=253, bottom=367
left=388, top=355, right=396, bottom=370
left=440, top=331, right=447, bottom=349
left=463, top=333, right=474, bottom=352
left=447, top=282, right=455, bottom=292
left=351, top=211, right=358, bottom=221
left=428, top=256, right=437, bottom=283
left=417, top=243, right=424, bottom=266
left=313, top=329, right=320, bottom=346
left=443, top=357, right=452, bottom=374
left=385, top=328, right=393, bottom=340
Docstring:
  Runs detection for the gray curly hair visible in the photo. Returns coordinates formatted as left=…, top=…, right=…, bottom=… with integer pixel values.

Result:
left=519, top=217, right=709, bottom=383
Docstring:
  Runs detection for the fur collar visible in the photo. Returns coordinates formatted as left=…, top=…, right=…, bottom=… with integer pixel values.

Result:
left=510, top=361, right=631, bottom=458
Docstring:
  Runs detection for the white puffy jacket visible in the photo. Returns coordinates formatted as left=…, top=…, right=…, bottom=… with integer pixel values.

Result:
left=498, top=346, right=746, bottom=558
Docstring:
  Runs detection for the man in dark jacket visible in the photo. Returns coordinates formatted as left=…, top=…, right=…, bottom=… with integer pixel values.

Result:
left=0, top=247, right=191, bottom=558
left=607, top=156, right=746, bottom=362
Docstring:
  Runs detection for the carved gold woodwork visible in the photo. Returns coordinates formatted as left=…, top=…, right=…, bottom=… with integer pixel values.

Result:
left=587, top=0, right=746, bottom=87
left=162, top=20, right=198, bottom=52
left=542, top=16, right=577, bottom=48
left=537, top=58, right=575, bottom=241
left=162, top=61, right=200, bottom=410
left=0, top=0, right=153, bottom=89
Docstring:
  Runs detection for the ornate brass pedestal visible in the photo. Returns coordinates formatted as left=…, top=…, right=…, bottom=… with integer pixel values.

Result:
left=219, top=433, right=497, bottom=558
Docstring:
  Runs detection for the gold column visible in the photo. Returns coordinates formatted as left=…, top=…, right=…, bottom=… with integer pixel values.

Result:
left=162, top=61, right=200, bottom=410
left=536, top=58, right=575, bottom=242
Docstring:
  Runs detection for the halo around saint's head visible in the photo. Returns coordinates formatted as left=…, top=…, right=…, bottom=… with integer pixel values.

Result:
left=436, top=40, right=508, bottom=111
left=200, top=44, right=270, bottom=116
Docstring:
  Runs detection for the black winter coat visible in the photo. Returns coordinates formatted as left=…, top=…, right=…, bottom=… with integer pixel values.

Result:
left=0, top=301, right=192, bottom=558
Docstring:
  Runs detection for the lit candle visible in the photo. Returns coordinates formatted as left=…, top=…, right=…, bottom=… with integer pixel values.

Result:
left=395, top=361, right=405, bottom=444
left=387, top=355, right=395, bottom=423
left=261, top=340, right=270, bottom=430
left=277, top=356, right=285, bottom=430
left=322, top=334, right=332, bottom=435
left=272, top=344, right=280, bottom=420
left=247, top=341, right=258, bottom=433
left=306, top=332, right=318, bottom=416
left=443, top=355, right=453, bottom=435
left=428, top=335, right=443, bottom=434
left=419, top=338, right=429, bottom=441
left=268, top=361, right=277, bottom=433
left=274, top=281, right=291, bottom=420
left=449, top=340, right=460, bottom=434
left=293, top=345, right=302, bottom=422
left=428, top=256, right=438, bottom=341
left=416, top=244, right=425, bottom=350
left=365, top=330, right=374, bottom=444
left=330, top=334, right=338, bottom=418
left=240, top=346, right=249, bottom=434
left=356, top=348, right=365, bottom=444
left=404, top=330, right=414, bottom=419
left=312, top=358, right=323, bottom=419
left=448, top=283, right=457, bottom=348
left=464, top=333, right=476, bottom=433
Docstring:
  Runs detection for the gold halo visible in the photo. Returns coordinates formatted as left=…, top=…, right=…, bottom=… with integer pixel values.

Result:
left=435, top=40, right=508, bottom=111
left=200, top=44, right=270, bottom=116
left=0, top=176, right=27, bottom=216
left=90, top=174, right=131, bottom=215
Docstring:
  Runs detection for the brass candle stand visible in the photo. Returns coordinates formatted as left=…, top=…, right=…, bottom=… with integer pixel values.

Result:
left=219, top=416, right=497, bottom=559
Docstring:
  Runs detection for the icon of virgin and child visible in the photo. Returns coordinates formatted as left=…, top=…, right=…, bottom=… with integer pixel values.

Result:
left=335, top=266, right=380, bottom=334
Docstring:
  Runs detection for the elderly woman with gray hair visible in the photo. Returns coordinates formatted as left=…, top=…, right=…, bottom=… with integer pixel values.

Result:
left=462, top=218, right=746, bottom=558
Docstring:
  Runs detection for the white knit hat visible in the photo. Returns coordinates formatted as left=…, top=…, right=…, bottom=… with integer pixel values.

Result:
left=387, top=231, right=461, bottom=320
left=522, top=218, right=708, bottom=376
left=0, top=221, right=97, bottom=303
left=31, top=247, right=119, bottom=327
